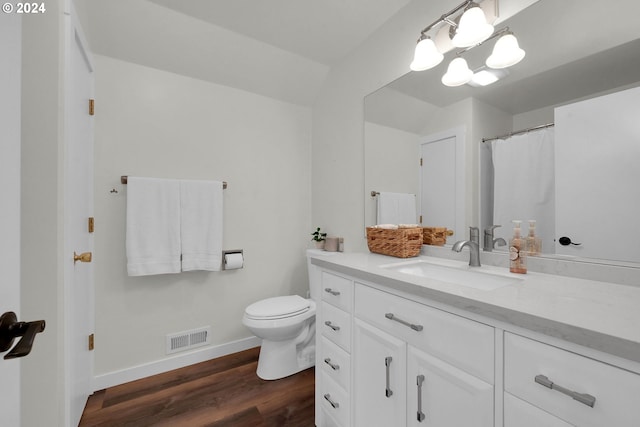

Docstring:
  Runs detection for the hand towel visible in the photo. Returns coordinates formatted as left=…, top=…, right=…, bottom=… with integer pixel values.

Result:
left=126, top=177, right=181, bottom=276
left=180, top=179, right=223, bottom=272
left=376, top=192, right=417, bottom=225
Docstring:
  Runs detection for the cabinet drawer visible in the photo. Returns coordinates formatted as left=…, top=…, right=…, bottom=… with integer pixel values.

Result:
left=322, top=301, right=351, bottom=352
left=321, top=372, right=350, bottom=427
left=322, top=271, right=353, bottom=312
left=355, top=283, right=494, bottom=383
left=321, top=336, right=351, bottom=392
left=504, top=393, right=572, bottom=427
left=504, top=332, right=640, bottom=427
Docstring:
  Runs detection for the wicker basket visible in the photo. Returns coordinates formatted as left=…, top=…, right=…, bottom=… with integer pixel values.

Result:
left=422, top=227, right=453, bottom=246
left=366, top=227, right=423, bottom=258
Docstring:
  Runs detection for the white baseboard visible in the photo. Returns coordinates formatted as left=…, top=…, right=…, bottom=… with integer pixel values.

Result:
left=92, top=336, right=261, bottom=391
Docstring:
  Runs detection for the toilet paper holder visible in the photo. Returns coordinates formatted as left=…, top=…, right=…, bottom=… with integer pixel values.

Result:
left=222, top=250, right=244, bottom=270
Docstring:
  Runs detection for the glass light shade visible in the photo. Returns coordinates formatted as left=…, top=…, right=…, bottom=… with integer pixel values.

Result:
left=451, top=6, right=494, bottom=48
left=486, top=34, right=525, bottom=68
left=441, top=57, right=473, bottom=87
left=410, top=37, right=444, bottom=71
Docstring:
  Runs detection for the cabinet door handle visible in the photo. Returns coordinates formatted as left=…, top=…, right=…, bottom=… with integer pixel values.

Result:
left=385, top=356, right=394, bottom=397
left=324, top=287, right=341, bottom=296
left=324, top=393, right=340, bottom=409
left=534, top=374, right=596, bottom=408
left=416, top=374, right=426, bottom=422
left=324, top=321, right=340, bottom=331
left=385, top=313, right=423, bottom=331
left=324, top=357, right=340, bottom=371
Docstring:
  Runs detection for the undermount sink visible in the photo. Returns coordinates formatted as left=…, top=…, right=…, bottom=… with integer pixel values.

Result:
left=380, top=259, right=522, bottom=291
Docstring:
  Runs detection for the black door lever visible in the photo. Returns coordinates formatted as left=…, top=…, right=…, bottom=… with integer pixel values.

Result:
left=0, top=311, right=46, bottom=360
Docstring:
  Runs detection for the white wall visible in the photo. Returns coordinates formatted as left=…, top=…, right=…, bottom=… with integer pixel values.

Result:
left=0, top=13, right=22, bottom=427
left=93, top=55, right=312, bottom=378
left=312, top=0, right=449, bottom=252
left=364, top=122, right=419, bottom=226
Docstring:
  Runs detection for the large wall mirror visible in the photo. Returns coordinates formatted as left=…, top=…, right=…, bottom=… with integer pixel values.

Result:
left=364, top=0, right=640, bottom=266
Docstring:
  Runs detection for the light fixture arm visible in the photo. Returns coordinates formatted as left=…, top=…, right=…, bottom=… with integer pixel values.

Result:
left=418, top=0, right=473, bottom=35
left=455, top=26, right=512, bottom=55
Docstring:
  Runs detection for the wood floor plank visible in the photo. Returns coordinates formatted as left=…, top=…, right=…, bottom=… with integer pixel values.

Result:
left=79, top=347, right=315, bottom=427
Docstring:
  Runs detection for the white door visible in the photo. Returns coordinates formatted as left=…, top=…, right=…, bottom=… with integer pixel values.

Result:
left=354, top=319, right=407, bottom=427
left=420, top=127, right=465, bottom=242
left=65, top=11, right=95, bottom=426
left=555, top=86, right=640, bottom=262
left=407, top=346, right=493, bottom=427
left=0, top=13, right=22, bottom=427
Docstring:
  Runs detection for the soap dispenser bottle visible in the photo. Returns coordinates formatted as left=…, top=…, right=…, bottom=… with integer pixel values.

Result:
left=526, top=220, right=542, bottom=256
left=509, top=220, right=527, bottom=274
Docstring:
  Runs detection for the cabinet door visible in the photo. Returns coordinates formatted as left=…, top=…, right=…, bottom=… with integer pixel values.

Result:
left=407, top=346, right=493, bottom=427
left=354, top=319, right=407, bottom=427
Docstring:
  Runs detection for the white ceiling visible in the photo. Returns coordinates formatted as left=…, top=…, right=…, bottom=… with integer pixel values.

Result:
left=147, top=0, right=413, bottom=65
left=79, top=0, right=412, bottom=105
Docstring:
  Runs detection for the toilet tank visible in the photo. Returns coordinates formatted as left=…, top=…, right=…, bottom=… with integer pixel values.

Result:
left=306, top=249, right=323, bottom=301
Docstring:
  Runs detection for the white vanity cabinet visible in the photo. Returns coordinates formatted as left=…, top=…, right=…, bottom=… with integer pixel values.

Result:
left=318, top=271, right=354, bottom=427
left=353, top=284, right=494, bottom=427
left=313, top=257, right=640, bottom=427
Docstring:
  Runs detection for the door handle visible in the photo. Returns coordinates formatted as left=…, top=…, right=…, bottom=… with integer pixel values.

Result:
left=74, top=251, right=92, bottom=264
left=385, top=356, right=393, bottom=397
left=0, top=311, right=46, bottom=360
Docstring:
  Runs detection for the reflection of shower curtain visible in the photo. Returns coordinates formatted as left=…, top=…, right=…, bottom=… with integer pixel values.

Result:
left=492, top=128, right=555, bottom=253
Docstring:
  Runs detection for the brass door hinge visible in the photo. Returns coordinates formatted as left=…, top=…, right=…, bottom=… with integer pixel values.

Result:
left=88, top=333, right=95, bottom=351
left=89, top=99, right=95, bottom=116
left=88, top=217, right=95, bottom=233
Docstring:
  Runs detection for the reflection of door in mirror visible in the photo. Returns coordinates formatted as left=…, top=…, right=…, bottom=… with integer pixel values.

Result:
left=555, top=86, right=640, bottom=263
left=420, top=127, right=466, bottom=242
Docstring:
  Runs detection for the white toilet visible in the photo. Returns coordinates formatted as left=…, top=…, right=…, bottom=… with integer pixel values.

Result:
left=242, top=250, right=319, bottom=380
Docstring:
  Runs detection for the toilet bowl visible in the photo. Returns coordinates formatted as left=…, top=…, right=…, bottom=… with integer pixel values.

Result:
left=243, top=295, right=316, bottom=380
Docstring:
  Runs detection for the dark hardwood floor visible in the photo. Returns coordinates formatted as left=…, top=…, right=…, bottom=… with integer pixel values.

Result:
left=79, top=347, right=315, bottom=427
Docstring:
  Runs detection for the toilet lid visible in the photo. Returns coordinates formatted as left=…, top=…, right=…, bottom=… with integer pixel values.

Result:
left=245, top=295, right=311, bottom=320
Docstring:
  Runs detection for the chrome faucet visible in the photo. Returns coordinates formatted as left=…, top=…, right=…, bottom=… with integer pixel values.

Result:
left=483, top=225, right=507, bottom=252
left=452, top=227, right=481, bottom=267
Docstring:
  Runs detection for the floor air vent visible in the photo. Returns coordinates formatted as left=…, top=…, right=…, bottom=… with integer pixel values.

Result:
left=166, top=326, right=211, bottom=354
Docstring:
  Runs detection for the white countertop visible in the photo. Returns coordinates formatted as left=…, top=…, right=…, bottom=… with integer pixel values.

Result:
left=310, top=251, right=640, bottom=364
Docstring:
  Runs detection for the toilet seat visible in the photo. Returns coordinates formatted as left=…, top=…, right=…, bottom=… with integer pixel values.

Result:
left=245, top=295, right=311, bottom=320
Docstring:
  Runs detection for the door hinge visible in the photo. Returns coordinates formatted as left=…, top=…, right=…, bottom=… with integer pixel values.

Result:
left=88, top=333, right=95, bottom=351
left=89, top=99, right=95, bottom=116
left=420, top=158, right=423, bottom=166
left=88, top=217, right=95, bottom=233
left=419, top=215, right=423, bottom=224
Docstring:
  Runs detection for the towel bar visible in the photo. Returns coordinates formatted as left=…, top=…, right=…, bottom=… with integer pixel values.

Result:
left=121, top=176, right=227, bottom=189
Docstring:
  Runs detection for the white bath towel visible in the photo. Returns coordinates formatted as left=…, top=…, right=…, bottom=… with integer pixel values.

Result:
left=180, top=179, right=224, bottom=272
left=376, top=192, right=417, bottom=225
left=126, top=177, right=181, bottom=276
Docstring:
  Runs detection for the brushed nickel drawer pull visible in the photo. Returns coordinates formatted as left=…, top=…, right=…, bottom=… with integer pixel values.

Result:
left=385, top=356, right=394, bottom=397
left=324, top=321, right=340, bottom=331
left=534, top=374, right=596, bottom=408
left=324, top=357, right=340, bottom=371
left=324, top=287, right=341, bottom=296
left=385, top=313, right=424, bottom=331
left=417, top=374, right=426, bottom=422
left=324, top=393, right=339, bottom=409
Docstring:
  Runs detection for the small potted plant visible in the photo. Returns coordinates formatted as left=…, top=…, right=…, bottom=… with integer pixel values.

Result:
left=311, top=227, right=327, bottom=249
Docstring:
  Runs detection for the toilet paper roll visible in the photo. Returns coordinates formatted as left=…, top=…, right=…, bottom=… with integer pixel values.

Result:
left=224, top=253, right=244, bottom=270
